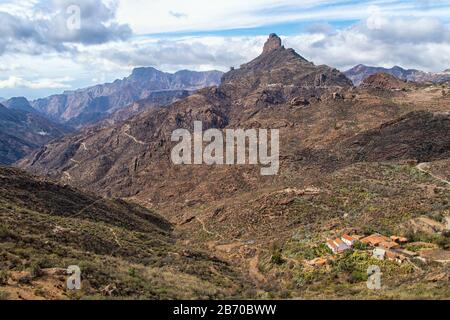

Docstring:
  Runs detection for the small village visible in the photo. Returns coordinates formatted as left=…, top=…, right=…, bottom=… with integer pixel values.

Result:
left=326, top=233, right=421, bottom=263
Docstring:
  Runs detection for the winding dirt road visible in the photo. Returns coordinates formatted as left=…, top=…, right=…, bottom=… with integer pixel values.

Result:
left=416, top=163, right=450, bottom=186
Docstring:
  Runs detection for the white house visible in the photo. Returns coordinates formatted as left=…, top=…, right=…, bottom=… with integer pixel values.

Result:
left=327, top=238, right=350, bottom=254
left=341, top=234, right=356, bottom=246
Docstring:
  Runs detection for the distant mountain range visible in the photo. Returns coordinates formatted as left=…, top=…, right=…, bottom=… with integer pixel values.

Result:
left=0, top=102, right=69, bottom=165
left=0, top=68, right=222, bottom=163
left=30, top=68, right=223, bottom=127
left=19, top=33, right=354, bottom=198
left=345, top=64, right=450, bottom=85
left=2, top=96, right=37, bottom=113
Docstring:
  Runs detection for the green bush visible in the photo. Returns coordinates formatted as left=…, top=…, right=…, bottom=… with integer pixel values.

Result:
left=0, top=291, right=9, bottom=300
left=0, top=226, right=13, bottom=240
left=0, top=270, right=9, bottom=285
left=270, top=243, right=285, bottom=265
left=349, top=270, right=367, bottom=283
left=353, top=241, right=368, bottom=250
left=30, top=262, right=44, bottom=279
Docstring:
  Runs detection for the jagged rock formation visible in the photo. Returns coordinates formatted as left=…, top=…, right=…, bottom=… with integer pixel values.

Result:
left=262, top=33, right=283, bottom=54
left=31, top=68, right=223, bottom=127
left=221, top=34, right=352, bottom=102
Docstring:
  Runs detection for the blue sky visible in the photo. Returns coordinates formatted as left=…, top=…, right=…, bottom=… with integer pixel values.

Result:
left=1, top=0, right=450, bottom=100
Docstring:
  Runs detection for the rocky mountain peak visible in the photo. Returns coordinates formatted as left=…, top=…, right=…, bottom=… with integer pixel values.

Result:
left=262, top=33, right=283, bottom=54
left=3, top=96, right=35, bottom=113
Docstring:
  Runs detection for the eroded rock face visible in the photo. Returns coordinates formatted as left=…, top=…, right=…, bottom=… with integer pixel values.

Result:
left=31, top=69, right=223, bottom=128
left=262, top=33, right=283, bottom=54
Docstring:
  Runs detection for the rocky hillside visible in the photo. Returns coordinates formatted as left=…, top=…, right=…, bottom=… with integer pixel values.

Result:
left=345, top=64, right=450, bottom=85
left=19, top=34, right=450, bottom=206
left=221, top=33, right=352, bottom=101
left=0, top=104, right=69, bottom=165
left=0, top=166, right=251, bottom=299
left=104, top=90, right=191, bottom=125
left=31, top=68, right=223, bottom=127
left=339, top=111, right=450, bottom=162
left=18, top=34, right=354, bottom=198
left=360, top=72, right=411, bottom=90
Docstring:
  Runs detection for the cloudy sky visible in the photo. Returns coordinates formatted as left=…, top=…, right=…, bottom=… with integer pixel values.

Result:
left=1, top=0, right=450, bottom=99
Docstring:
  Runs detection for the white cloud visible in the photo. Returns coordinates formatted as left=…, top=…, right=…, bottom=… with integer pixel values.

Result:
left=285, top=15, right=450, bottom=71
left=115, top=0, right=450, bottom=34
left=2, top=0, right=450, bottom=98
left=0, top=76, right=72, bottom=89
left=0, top=0, right=131, bottom=57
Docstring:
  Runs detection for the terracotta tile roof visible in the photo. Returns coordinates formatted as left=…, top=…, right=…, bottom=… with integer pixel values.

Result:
left=361, top=234, right=390, bottom=246
left=379, top=241, right=399, bottom=249
left=391, top=236, right=408, bottom=243
left=327, top=240, right=337, bottom=249
left=342, top=234, right=356, bottom=242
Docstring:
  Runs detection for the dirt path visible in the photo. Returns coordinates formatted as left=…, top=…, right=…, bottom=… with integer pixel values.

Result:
left=122, top=124, right=146, bottom=145
left=248, top=254, right=266, bottom=283
left=109, top=228, right=122, bottom=248
left=71, top=199, right=105, bottom=219
left=196, top=217, right=224, bottom=240
left=417, top=163, right=450, bottom=186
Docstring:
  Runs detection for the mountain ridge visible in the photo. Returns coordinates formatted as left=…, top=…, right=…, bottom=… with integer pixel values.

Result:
left=31, top=68, right=223, bottom=127
left=345, top=64, right=450, bottom=85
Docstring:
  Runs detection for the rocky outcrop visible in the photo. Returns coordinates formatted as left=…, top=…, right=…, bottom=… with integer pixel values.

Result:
left=221, top=34, right=352, bottom=102
left=360, top=72, right=410, bottom=90
left=262, top=33, right=283, bottom=54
